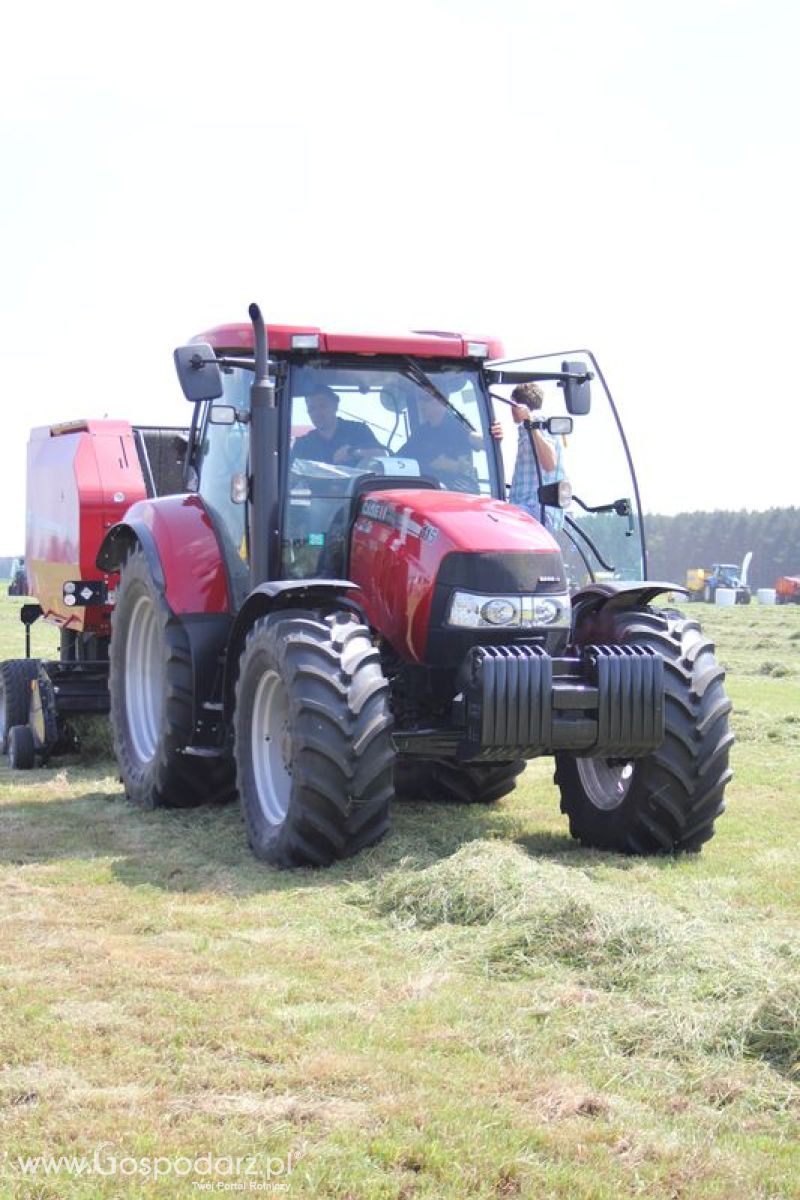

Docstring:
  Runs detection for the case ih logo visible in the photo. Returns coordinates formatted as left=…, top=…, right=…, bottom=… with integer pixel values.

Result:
left=361, top=498, right=395, bottom=524
left=360, top=499, right=438, bottom=543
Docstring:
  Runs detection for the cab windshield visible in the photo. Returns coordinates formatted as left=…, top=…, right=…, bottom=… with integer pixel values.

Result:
left=284, top=361, right=498, bottom=577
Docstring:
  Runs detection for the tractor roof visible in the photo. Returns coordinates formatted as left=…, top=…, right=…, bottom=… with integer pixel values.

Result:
left=193, top=323, right=504, bottom=360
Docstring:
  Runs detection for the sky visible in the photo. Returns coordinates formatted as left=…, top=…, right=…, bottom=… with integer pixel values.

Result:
left=1, top=0, right=798, bottom=553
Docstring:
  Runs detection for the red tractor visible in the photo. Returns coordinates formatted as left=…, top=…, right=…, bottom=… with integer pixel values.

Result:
left=1, top=306, right=733, bottom=866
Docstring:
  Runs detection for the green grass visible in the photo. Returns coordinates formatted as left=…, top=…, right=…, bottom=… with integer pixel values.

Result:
left=1, top=589, right=799, bottom=1198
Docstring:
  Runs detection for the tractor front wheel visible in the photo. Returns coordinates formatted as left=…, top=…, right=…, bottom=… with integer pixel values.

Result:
left=234, top=609, right=394, bottom=867
left=555, top=611, right=733, bottom=854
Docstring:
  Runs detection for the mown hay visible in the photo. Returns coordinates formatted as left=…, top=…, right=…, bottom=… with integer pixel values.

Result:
left=370, top=842, right=534, bottom=927
left=744, top=983, right=800, bottom=1074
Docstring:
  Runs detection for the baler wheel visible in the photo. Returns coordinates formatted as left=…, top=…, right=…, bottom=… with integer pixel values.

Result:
left=555, top=610, right=733, bottom=854
left=234, top=609, right=394, bottom=867
left=110, top=547, right=235, bottom=809
left=0, top=659, right=38, bottom=754
left=8, top=725, right=36, bottom=770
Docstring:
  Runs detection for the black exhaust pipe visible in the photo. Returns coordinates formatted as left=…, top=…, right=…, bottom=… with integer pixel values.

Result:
left=248, top=303, right=281, bottom=587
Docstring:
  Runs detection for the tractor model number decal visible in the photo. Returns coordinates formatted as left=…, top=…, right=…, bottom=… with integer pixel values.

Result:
left=360, top=499, right=438, bottom=543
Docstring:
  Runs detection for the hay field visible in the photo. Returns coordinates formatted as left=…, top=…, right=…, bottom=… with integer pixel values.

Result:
left=1, top=591, right=799, bottom=1198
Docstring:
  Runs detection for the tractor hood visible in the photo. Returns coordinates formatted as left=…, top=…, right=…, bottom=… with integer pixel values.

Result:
left=349, top=489, right=567, bottom=664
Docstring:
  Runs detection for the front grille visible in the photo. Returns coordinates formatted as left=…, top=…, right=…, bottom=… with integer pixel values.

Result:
left=435, top=551, right=566, bottom=593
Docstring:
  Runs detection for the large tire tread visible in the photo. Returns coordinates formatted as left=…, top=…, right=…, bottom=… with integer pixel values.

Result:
left=234, top=609, right=394, bottom=868
left=556, top=610, right=732, bottom=854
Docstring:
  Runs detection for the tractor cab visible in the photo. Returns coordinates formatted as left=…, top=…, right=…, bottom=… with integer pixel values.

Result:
left=184, top=329, right=648, bottom=592
left=199, top=355, right=502, bottom=580
left=712, top=564, right=743, bottom=587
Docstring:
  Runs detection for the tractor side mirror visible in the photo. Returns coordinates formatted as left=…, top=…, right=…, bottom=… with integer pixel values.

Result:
left=547, top=416, right=573, bottom=436
left=174, top=343, right=224, bottom=403
left=209, top=404, right=236, bottom=425
left=562, top=361, right=591, bottom=415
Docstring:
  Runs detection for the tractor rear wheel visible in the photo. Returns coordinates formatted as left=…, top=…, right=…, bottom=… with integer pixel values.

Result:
left=110, top=547, right=235, bottom=809
left=234, top=609, right=394, bottom=867
left=555, top=610, right=732, bottom=854
left=396, top=758, right=525, bottom=805
left=0, top=659, right=38, bottom=753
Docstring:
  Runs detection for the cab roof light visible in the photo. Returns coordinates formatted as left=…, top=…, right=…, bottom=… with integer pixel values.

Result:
left=466, top=341, right=489, bottom=358
left=291, top=333, right=320, bottom=350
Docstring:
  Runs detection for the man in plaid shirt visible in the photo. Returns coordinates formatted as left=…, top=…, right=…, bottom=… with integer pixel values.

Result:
left=508, top=381, right=565, bottom=533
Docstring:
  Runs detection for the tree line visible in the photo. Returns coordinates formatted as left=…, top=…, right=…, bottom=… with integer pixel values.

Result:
left=644, top=507, right=800, bottom=589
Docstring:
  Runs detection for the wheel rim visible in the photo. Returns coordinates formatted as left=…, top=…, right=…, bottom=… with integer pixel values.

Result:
left=124, top=594, right=164, bottom=763
left=577, top=758, right=635, bottom=811
left=250, top=669, right=292, bottom=826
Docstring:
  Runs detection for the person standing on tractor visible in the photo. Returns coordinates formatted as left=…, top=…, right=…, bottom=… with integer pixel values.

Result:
left=292, top=385, right=383, bottom=466
left=508, top=381, right=566, bottom=532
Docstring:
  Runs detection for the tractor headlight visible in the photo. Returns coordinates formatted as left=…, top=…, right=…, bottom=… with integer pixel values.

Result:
left=447, top=591, right=570, bottom=629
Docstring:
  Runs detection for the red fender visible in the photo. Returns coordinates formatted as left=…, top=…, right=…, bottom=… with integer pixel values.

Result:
left=99, top=495, right=231, bottom=614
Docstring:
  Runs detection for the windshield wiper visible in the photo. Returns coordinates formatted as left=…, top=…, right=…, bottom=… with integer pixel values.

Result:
left=400, top=358, right=476, bottom=433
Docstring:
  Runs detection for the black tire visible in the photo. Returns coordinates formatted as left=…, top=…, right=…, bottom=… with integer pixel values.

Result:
left=555, top=611, right=733, bottom=854
left=110, top=547, right=235, bottom=809
left=8, top=724, right=36, bottom=770
left=234, top=609, right=394, bottom=867
left=396, top=758, right=525, bottom=804
left=0, top=659, right=38, bottom=754
left=393, top=759, right=440, bottom=802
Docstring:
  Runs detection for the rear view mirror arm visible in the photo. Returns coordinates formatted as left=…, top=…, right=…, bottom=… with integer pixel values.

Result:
left=572, top=493, right=635, bottom=538
left=486, top=369, right=592, bottom=386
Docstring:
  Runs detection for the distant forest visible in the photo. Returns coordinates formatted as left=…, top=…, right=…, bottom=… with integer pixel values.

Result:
left=644, top=507, right=800, bottom=589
